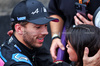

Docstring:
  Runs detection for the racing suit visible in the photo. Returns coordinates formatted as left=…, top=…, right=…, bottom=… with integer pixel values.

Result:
left=0, top=35, right=71, bottom=66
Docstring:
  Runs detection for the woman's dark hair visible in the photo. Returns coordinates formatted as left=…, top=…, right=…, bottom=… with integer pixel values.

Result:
left=66, top=24, right=100, bottom=66
left=11, top=22, right=28, bottom=32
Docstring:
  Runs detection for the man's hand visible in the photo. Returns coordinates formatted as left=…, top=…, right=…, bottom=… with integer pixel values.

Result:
left=7, top=30, right=13, bottom=37
left=83, top=47, right=100, bottom=66
left=50, top=38, right=65, bottom=61
left=74, top=13, right=94, bottom=25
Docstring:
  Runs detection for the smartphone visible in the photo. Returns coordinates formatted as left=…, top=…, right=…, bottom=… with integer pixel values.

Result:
left=75, top=2, right=88, bottom=19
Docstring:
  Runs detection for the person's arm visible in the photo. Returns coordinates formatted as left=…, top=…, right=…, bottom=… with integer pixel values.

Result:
left=83, top=47, right=100, bottom=66
left=50, top=15, right=64, bottom=37
left=50, top=15, right=65, bottom=61
left=74, top=13, right=94, bottom=25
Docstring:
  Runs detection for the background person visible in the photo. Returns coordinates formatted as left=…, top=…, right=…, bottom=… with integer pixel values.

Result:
left=48, top=0, right=100, bottom=61
left=66, top=24, right=100, bottom=66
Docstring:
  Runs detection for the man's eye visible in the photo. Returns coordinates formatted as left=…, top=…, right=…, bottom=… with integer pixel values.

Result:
left=36, top=27, right=40, bottom=29
left=45, top=25, right=47, bottom=27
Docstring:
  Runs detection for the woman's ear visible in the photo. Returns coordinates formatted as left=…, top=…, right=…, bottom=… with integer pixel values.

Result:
left=15, top=23, right=24, bottom=35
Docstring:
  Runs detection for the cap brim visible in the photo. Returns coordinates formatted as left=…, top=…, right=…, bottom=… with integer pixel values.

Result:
left=27, top=17, right=59, bottom=25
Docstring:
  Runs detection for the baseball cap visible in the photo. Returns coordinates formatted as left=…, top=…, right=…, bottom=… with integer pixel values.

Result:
left=11, top=0, right=58, bottom=24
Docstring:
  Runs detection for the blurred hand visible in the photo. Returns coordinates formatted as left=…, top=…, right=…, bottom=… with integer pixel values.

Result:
left=83, top=47, right=100, bottom=66
left=7, top=30, right=13, bottom=37
left=50, top=38, right=65, bottom=61
left=74, top=13, right=94, bottom=25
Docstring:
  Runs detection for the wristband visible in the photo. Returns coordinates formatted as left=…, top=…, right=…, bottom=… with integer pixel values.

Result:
left=52, top=34, right=60, bottom=40
left=53, top=60, right=63, bottom=64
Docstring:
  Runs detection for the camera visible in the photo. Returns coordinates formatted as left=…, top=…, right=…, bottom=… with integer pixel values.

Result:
left=75, top=2, right=87, bottom=19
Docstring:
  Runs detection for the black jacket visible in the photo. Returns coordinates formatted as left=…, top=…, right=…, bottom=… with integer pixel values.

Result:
left=0, top=35, right=70, bottom=66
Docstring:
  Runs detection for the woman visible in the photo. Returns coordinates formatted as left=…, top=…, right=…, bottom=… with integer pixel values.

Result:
left=66, top=24, right=100, bottom=66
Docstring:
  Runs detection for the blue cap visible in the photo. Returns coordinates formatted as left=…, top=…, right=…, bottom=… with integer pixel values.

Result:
left=11, top=0, right=58, bottom=24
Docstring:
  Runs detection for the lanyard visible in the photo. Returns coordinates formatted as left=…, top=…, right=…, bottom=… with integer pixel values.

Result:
left=79, top=0, right=90, bottom=5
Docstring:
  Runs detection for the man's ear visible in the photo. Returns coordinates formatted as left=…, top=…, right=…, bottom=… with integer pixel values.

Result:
left=15, top=23, right=24, bottom=35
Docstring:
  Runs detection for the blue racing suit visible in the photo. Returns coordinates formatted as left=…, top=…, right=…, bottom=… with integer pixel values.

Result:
left=0, top=35, right=71, bottom=66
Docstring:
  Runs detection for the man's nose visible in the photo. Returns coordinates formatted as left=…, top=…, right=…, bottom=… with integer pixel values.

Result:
left=41, top=27, right=48, bottom=35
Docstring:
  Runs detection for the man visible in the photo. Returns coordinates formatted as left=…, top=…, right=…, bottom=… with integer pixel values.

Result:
left=1, top=0, right=100, bottom=66
left=0, top=0, right=58, bottom=66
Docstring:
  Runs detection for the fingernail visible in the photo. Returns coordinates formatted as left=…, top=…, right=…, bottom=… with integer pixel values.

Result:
left=74, top=16, right=76, bottom=18
left=85, top=47, right=88, bottom=51
left=62, top=47, right=65, bottom=50
left=77, top=13, right=79, bottom=16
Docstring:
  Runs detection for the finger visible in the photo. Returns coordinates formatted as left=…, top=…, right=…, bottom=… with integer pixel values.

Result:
left=76, top=13, right=89, bottom=24
left=52, top=56, right=57, bottom=61
left=87, top=13, right=93, bottom=21
left=50, top=45, right=57, bottom=60
left=83, top=47, right=89, bottom=60
left=74, top=16, right=78, bottom=25
left=7, top=30, right=13, bottom=37
left=74, top=16, right=83, bottom=25
left=7, top=32, right=12, bottom=37
left=58, top=42, right=65, bottom=50
left=50, top=49, right=57, bottom=60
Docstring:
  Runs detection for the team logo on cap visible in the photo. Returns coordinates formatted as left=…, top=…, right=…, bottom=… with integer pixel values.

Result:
left=43, top=7, right=47, bottom=12
left=17, top=16, right=26, bottom=21
left=31, top=8, right=39, bottom=15
left=31, top=7, right=47, bottom=15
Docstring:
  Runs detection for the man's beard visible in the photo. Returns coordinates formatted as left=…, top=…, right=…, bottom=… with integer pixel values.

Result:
left=23, top=30, right=36, bottom=49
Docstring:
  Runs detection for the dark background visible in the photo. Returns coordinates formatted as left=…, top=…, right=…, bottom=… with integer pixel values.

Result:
left=0, top=0, right=52, bottom=49
left=0, top=16, right=11, bottom=44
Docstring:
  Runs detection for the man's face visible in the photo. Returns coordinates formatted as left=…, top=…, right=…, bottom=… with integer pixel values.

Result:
left=22, top=23, right=48, bottom=49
